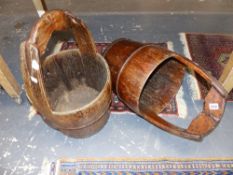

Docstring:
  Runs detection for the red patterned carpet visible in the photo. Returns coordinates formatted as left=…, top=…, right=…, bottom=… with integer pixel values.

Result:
left=182, top=33, right=233, bottom=101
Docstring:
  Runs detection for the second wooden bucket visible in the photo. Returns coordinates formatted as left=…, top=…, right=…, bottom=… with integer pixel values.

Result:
left=104, top=38, right=228, bottom=141
left=20, top=10, right=112, bottom=138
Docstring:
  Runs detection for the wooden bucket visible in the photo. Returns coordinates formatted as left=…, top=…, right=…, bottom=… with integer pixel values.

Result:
left=20, top=10, right=112, bottom=138
left=104, top=38, right=228, bottom=141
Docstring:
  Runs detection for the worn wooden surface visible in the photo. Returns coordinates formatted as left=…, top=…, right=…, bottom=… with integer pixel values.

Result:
left=0, top=2, right=233, bottom=173
left=0, top=54, right=21, bottom=103
left=104, top=39, right=230, bottom=141
left=20, top=10, right=112, bottom=138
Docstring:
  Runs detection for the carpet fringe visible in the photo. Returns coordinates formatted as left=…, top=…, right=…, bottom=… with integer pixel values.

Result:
left=167, top=40, right=188, bottom=119
left=175, top=85, right=188, bottom=119
left=179, top=33, right=201, bottom=100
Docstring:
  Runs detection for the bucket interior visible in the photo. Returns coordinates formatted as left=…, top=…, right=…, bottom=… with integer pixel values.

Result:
left=41, top=31, right=107, bottom=113
left=139, top=57, right=185, bottom=114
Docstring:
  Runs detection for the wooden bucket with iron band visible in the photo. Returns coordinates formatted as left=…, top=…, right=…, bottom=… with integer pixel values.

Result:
left=20, top=10, right=112, bottom=138
left=104, top=38, right=230, bottom=141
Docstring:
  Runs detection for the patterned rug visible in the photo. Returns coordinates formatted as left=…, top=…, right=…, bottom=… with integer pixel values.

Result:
left=50, top=158, right=233, bottom=175
left=55, top=41, right=187, bottom=117
left=180, top=33, right=233, bottom=101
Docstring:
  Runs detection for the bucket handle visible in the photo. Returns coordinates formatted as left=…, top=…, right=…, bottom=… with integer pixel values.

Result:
left=22, top=10, right=97, bottom=115
left=141, top=47, right=231, bottom=141
left=26, top=9, right=96, bottom=74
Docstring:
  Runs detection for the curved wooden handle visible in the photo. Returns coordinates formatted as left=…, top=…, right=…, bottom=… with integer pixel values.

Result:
left=27, top=10, right=96, bottom=59
left=141, top=50, right=228, bottom=141
left=23, top=10, right=97, bottom=114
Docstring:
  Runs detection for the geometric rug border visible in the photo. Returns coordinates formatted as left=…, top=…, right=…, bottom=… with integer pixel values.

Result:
left=50, top=157, right=233, bottom=175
